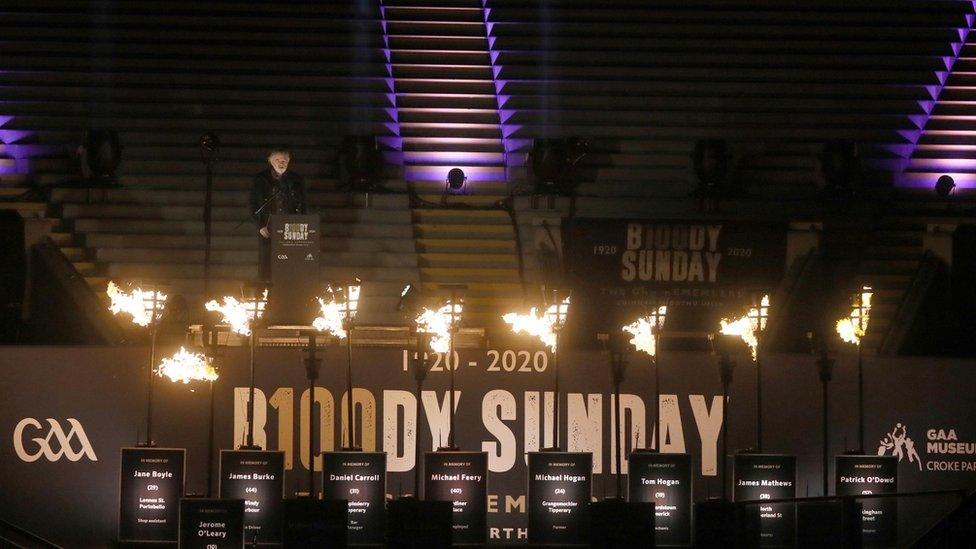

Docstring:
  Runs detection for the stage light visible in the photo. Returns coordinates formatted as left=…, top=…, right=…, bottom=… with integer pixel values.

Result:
left=622, top=305, right=667, bottom=358
left=502, top=298, right=568, bottom=352
left=935, top=175, right=955, bottom=198
left=819, top=139, right=859, bottom=192
left=107, top=281, right=167, bottom=327
left=204, top=289, right=267, bottom=337
left=692, top=139, right=729, bottom=191
left=836, top=286, right=872, bottom=346
left=199, top=132, right=220, bottom=159
left=718, top=294, right=769, bottom=361
left=157, top=346, right=218, bottom=384
left=83, top=129, right=123, bottom=185
left=341, top=136, right=381, bottom=190
left=446, top=167, right=466, bottom=191
left=312, top=280, right=361, bottom=339
left=396, top=283, right=419, bottom=312
left=415, top=300, right=462, bottom=354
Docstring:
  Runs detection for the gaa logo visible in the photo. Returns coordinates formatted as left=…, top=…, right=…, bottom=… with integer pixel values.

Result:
left=13, top=418, right=98, bottom=462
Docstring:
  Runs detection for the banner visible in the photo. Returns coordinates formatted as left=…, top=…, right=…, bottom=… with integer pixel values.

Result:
left=1, top=347, right=974, bottom=546
left=564, top=219, right=786, bottom=338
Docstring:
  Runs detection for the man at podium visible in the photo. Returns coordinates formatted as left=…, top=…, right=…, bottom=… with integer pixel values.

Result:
left=250, top=146, right=307, bottom=280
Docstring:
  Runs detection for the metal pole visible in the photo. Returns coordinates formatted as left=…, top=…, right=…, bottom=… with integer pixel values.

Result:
left=413, top=333, right=428, bottom=498
left=345, top=316, right=356, bottom=450
left=756, top=351, right=763, bottom=453
left=304, top=332, right=319, bottom=498
left=246, top=329, right=257, bottom=448
left=203, top=159, right=213, bottom=300
left=447, top=290, right=457, bottom=449
left=553, top=331, right=561, bottom=451
left=207, top=378, right=216, bottom=497
left=613, top=360, right=624, bottom=499
left=145, top=292, right=159, bottom=447
left=719, top=357, right=734, bottom=501
left=817, top=353, right=834, bottom=496
left=857, top=343, right=864, bottom=453
left=652, top=355, right=659, bottom=451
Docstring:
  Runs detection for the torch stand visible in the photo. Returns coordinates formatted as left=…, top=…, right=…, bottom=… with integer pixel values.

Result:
left=719, top=354, right=735, bottom=501
left=302, top=331, right=322, bottom=498
left=817, top=350, right=835, bottom=496
left=441, top=288, right=460, bottom=451
left=413, top=332, right=430, bottom=497
left=610, top=349, right=627, bottom=500
left=139, top=291, right=164, bottom=448
left=856, top=342, right=864, bottom=454
left=240, top=325, right=262, bottom=451
left=342, top=317, right=360, bottom=451
left=755, top=349, right=763, bottom=453
left=542, top=328, right=562, bottom=452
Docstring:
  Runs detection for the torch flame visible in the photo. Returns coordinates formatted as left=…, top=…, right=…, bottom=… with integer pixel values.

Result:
left=718, top=295, right=769, bottom=360
left=204, top=289, right=267, bottom=336
left=501, top=296, right=570, bottom=352
left=312, top=285, right=360, bottom=339
left=107, top=281, right=167, bottom=327
left=623, top=305, right=668, bottom=357
left=157, top=347, right=218, bottom=384
left=416, top=301, right=463, bottom=354
left=836, top=286, right=872, bottom=346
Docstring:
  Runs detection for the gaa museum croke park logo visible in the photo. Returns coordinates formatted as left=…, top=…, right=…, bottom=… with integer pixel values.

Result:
left=878, top=423, right=976, bottom=472
left=12, top=418, right=98, bottom=462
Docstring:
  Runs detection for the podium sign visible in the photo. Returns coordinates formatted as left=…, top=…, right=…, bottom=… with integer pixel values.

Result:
left=218, top=450, right=285, bottom=545
left=322, top=451, right=386, bottom=545
left=835, top=455, right=898, bottom=546
left=527, top=452, right=592, bottom=546
left=424, top=451, right=488, bottom=545
left=733, top=454, right=796, bottom=547
left=269, top=214, right=319, bottom=326
left=118, top=447, right=185, bottom=543
left=628, top=451, right=692, bottom=547
left=179, top=498, right=245, bottom=548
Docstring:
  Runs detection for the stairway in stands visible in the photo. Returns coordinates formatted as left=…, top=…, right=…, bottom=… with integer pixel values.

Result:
left=384, top=0, right=523, bottom=325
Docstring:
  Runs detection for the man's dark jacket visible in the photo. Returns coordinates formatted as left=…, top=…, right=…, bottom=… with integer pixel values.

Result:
left=249, top=167, right=307, bottom=228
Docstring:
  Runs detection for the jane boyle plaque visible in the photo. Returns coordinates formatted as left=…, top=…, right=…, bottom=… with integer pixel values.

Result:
left=218, top=450, right=285, bottom=545
left=322, top=451, right=387, bottom=546
left=118, top=447, right=185, bottom=543
left=628, top=451, right=692, bottom=547
left=424, top=451, right=488, bottom=545
left=527, top=452, right=592, bottom=546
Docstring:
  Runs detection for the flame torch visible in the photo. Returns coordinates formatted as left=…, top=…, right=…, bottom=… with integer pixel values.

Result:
left=719, top=294, right=769, bottom=452
left=836, top=286, right=872, bottom=453
left=622, top=305, right=667, bottom=452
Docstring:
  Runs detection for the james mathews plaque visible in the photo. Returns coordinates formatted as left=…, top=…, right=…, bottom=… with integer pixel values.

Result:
left=734, top=454, right=796, bottom=547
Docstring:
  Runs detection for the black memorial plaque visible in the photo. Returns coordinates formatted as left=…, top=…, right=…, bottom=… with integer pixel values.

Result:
left=179, top=498, right=245, bottom=548
left=424, top=451, right=488, bottom=545
left=628, top=451, right=692, bottom=547
left=527, top=452, right=592, bottom=546
left=282, top=499, right=348, bottom=547
left=269, top=213, right=319, bottom=326
left=733, top=454, right=796, bottom=547
left=118, top=447, right=185, bottom=543
left=835, top=455, right=898, bottom=546
left=323, top=451, right=387, bottom=546
left=219, top=450, right=285, bottom=545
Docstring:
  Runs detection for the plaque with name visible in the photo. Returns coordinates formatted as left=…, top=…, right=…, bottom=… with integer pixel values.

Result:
left=527, top=451, right=592, bottom=546
left=269, top=213, right=319, bottom=326
left=322, top=451, right=386, bottom=546
left=835, top=455, right=897, bottom=546
left=179, top=498, right=245, bottom=548
left=733, top=454, right=796, bottom=547
left=219, top=450, right=285, bottom=545
left=628, top=451, right=692, bottom=547
left=424, top=451, right=488, bottom=545
left=118, top=447, right=186, bottom=543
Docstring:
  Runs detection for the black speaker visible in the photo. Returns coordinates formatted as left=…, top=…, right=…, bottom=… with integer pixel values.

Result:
left=693, top=499, right=760, bottom=548
left=797, top=499, right=862, bottom=548
left=386, top=498, right=453, bottom=548
left=590, top=498, right=655, bottom=547
left=282, top=498, right=348, bottom=548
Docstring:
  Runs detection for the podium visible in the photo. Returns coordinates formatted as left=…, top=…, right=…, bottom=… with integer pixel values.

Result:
left=268, top=214, right=320, bottom=326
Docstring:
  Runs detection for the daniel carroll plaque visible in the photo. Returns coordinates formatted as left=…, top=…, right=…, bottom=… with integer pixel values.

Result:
left=322, top=451, right=386, bottom=546
left=528, top=452, right=592, bottom=546
left=424, top=451, right=488, bottom=545
left=219, top=450, right=285, bottom=545
left=628, top=451, right=692, bottom=547
left=119, top=447, right=185, bottom=543
left=733, top=454, right=796, bottom=547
